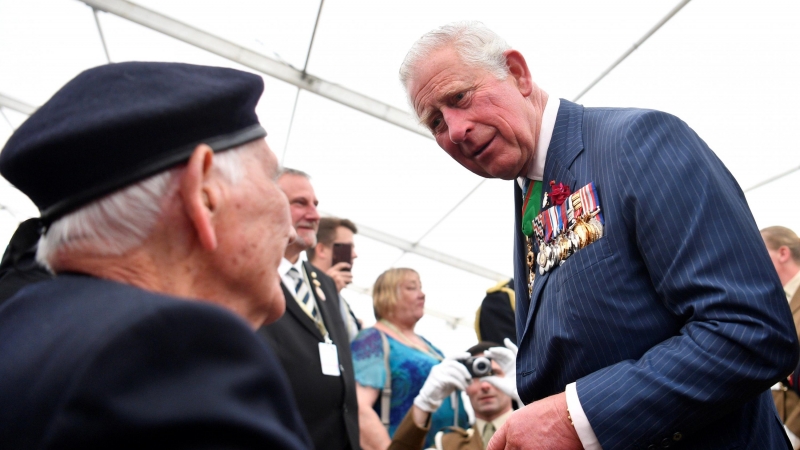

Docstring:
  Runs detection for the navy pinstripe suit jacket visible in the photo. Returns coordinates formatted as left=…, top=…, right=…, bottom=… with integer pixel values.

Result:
left=513, top=100, right=799, bottom=449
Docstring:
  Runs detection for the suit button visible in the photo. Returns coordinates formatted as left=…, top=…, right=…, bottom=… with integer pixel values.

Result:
left=661, top=438, right=670, bottom=448
left=672, top=432, right=682, bottom=441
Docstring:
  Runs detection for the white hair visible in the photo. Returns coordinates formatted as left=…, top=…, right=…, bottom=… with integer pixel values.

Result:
left=399, top=21, right=511, bottom=98
left=37, top=143, right=253, bottom=270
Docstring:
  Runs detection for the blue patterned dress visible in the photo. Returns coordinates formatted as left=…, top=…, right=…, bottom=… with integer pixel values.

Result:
left=351, top=327, right=469, bottom=448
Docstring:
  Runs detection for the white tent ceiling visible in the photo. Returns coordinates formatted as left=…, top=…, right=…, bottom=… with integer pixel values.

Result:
left=1, top=0, right=799, bottom=355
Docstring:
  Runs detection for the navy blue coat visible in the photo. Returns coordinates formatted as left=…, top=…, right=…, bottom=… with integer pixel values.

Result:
left=513, top=100, right=799, bottom=449
left=0, top=275, right=313, bottom=449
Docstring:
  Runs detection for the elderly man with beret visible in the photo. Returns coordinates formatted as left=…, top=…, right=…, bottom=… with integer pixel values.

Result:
left=0, top=62, right=312, bottom=449
left=401, top=22, right=798, bottom=450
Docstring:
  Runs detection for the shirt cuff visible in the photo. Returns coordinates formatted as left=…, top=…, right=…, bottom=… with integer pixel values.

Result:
left=566, top=382, right=602, bottom=450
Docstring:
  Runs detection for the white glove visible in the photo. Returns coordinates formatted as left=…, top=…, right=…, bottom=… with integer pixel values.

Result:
left=483, top=338, right=517, bottom=377
left=413, top=356, right=472, bottom=413
left=483, top=338, right=521, bottom=404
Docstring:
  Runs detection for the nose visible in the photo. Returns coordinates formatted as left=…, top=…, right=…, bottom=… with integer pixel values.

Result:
left=443, top=108, right=471, bottom=144
left=307, top=203, right=321, bottom=222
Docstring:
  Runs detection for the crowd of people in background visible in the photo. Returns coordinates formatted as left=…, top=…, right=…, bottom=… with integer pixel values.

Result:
left=0, top=20, right=799, bottom=450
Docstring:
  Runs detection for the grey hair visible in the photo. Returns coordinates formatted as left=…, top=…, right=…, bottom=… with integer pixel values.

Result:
left=37, top=142, right=255, bottom=270
left=399, top=21, right=511, bottom=95
left=279, top=167, right=311, bottom=179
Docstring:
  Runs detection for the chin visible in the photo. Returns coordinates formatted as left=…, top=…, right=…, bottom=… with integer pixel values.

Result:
left=260, top=287, right=287, bottom=326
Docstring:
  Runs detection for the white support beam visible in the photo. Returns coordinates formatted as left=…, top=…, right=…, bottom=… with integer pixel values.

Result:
left=0, top=93, right=36, bottom=116
left=343, top=218, right=510, bottom=282
left=79, top=0, right=431, bottom=139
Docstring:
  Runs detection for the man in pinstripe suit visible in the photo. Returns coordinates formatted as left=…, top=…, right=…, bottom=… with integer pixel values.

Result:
left=401, top=22, right=799, bottom=449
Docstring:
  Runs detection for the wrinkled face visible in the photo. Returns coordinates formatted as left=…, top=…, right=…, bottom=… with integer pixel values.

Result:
left=215, top=140, right=294, bottom=324
left=278, top=174, right=320, bottom=252
left=465, top=357, right=513, bottom=419
left=392, top=272, right=425, bottom=325
left=409, top=47, right=537, bottom=180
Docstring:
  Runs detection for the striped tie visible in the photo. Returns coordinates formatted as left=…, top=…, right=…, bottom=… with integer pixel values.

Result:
left=287, top=267, right=318, bottom=319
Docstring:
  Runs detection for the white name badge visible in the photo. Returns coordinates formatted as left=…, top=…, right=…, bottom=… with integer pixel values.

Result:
left=319, top=342, right=341, bottom=376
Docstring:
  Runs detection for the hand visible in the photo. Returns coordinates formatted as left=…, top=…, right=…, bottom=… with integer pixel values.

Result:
left=413, top=356, right=471, bottom=413
left=482, top=375, right=521, bottom=405
left=484, top=338, right=517, bottom=377
left=325, top=262, right=353, bottom=292
left=487, top=392, right=582, bottom=450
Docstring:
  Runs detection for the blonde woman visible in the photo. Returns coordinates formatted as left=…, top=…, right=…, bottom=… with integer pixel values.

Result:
left=351, top=268, right=468, bottom=450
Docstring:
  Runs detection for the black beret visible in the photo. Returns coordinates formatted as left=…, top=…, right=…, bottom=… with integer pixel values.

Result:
left=0, top=61, right=266, bottom=223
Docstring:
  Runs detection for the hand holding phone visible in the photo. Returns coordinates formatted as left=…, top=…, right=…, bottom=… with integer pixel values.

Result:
left=331, top=243, right=353, bottom=271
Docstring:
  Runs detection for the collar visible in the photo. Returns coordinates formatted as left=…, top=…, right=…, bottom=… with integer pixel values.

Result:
left=517, top=96, right=560, bottom=188
left=475, top=408, right=513, bottom=436
left=279, top=256, right=307, bottom=289
left=278, top=257, right=304, bottom=275
left=785, top=269, right=800, bottom=302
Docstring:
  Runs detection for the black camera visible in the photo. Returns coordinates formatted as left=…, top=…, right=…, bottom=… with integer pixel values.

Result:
left=460, top=356, right=493, bottom=378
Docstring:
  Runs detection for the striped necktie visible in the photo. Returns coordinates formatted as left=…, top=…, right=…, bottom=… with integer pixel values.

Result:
left=287, top=266, right=318, bottom=320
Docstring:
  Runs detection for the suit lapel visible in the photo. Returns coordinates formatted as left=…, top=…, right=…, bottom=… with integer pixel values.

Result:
left=282, top=280, right=324, bottom=341
left=519, top=100, right=585, bottom=341
left=302, top=261, right=336, bottom=337
left=513, top=181, right=531, bottom=339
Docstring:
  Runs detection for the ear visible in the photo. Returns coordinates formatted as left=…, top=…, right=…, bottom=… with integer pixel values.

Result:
left=778, top=245, right=792, bottom=263
left=504, top=50, right=533, bottom=97
left=180, top=144, right=218, bottom=251
left=312, top=242, right=325, bottom=259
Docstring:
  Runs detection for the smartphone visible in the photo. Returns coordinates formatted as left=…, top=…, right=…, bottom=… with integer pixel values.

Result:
left=332, top=243, right=353, bottom=271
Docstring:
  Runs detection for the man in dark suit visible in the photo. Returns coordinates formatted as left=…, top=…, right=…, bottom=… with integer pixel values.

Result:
left=400, top=22, right=799, bottom=449
left=258, top=170, right=360, bottom=450
left=0, top=62, right=311, bottom=449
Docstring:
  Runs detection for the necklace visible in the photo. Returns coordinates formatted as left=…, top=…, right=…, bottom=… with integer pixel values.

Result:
left=379, top=319, right=443, bottom=361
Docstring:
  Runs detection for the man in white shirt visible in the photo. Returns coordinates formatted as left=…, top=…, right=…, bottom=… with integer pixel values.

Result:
left=258, top=169, right=360, bottom=450
left=399, top=21, right=797, bottom=450
left=306, top=217, right=362, bottom=341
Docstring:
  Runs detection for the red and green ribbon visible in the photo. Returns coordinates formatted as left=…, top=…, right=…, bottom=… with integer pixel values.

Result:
left=521, top=180, right=542, bottom=237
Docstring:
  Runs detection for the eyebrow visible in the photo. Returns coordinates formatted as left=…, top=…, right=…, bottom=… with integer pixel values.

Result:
left=416, top=85, right=465, bottom=128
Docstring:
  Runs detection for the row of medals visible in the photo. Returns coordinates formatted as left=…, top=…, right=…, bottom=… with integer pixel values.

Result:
left=526, top=192, right=604, bottom=294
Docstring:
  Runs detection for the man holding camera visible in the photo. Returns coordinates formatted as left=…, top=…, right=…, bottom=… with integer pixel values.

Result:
left=390, top=341, right=518, bottom=450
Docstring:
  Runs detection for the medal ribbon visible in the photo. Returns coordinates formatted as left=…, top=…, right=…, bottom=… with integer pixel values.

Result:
left=588, top=183, right=604, bottom=224
left=559, top=203, right=568, bottom=233
left=565, top=201, right=575, bottom=229
left=541, top=210, right=552, bottom=243
left=521, top=180, right=542, bottom=236
left=533, top=215, right=544, bottom=242
left=548, top=206, right=560, bottom=239
left=580, top=184, right=594, bottom=214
